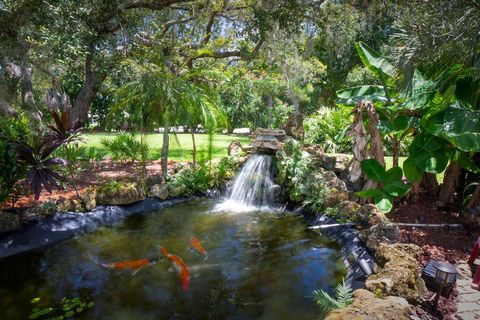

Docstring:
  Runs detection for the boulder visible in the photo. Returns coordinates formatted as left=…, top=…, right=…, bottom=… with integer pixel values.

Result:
left=0, top=211, right=21, bottom=233
left=357, top=204, right=387, bottom=226
left=96, top=182, right=146, bottom=206
left=149, top=183, right=169, bottom=200
left=323, top=154, right=351, bottom=175
left=280, top=113, right=304, bottom=140
left=227, top=140, right=243, bottom=156
left=361, top=222, right=400, bottom=252
left=365, top=243, right=427, bottom=304
left=325, top=289, right=412, bottom=320
left=322, top=169, right=348, bottom=192
left=56, top=188, right=96, bottom=212
left=25, top=201, right=57, bottom=218
left=335, top=200, right=361, bottom=220
left=325, top=190, right=349, bottom=207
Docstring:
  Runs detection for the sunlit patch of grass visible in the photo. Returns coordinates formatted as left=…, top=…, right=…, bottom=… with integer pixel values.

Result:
left=83, top=133, right=251, bottom=162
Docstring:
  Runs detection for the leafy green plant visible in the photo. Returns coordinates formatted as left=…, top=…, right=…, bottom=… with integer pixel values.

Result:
left=303, top=107, right=352, bottom=153
left=276, top=140, right=330, bottom=212
left=86, top=147, right=107, bottom=166
left=313, top=279, right=353, bottom=316
left=100, top=132, right=148, bottom=162
left=0, top=117, right=29, bottom=203
left=356, top=159, right=411, bottom=213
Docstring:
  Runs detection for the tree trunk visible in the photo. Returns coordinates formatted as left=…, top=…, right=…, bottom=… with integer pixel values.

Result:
left=161, top=126, right=170, bottom=178
left=267, top=95, right=273, bottom=128
left=191, top=131, right=197, bottom=167
left=438, top=162, right=462, bottom=203
left=0, top=59, right=21, bottom=117
left=467, top=184, right=480, bottom=209
left=71, top=44, right=105, bottom=126
left=392, top=135, right=399, bottom=168
left=421, top=173, right=439, bottom=196
left=365, top=102, right=385, bottom=167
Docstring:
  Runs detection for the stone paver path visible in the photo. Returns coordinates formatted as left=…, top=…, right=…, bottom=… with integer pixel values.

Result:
left=456, top=260, right=480, bottom=319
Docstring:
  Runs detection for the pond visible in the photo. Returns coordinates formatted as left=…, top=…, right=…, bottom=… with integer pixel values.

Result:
left=0, top=198, right=346, bottom=319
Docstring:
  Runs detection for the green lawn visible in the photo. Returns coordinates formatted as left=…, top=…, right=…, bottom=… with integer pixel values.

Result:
left=83, top=132, right=251, bottom=161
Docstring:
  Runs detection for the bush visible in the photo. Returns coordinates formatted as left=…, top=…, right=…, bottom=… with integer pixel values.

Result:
left=304, top=107, right=352, bottom=153
left=100, top=132, right=149, bottom=162
left=167, top=156, right=242, bottom=196
left=0, top=118, right=29, bottom=203
left=276, top=140, right=330, bottom=212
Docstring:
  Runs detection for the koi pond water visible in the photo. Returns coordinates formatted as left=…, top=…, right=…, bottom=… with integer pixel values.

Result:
left=0, top=198, right=346, bottom=319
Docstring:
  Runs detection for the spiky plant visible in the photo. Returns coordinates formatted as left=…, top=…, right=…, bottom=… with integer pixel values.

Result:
left=313, top=279, right=353, bottom=315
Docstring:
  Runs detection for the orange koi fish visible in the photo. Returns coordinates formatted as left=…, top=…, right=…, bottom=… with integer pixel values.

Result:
left=160, top=246, right=191, bottom=292
left=89, top=254, right=159, bottom=275
left=189, top=237, right=208, bottom=260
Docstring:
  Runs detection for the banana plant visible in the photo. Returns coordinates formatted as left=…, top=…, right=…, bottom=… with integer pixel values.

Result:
left=356, top=159, right=411, bottom=213
left=336, top=42, right=413, bottom=167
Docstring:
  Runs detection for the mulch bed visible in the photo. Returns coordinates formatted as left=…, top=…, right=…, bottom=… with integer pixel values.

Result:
left=0, top=159, right=180, bottom=210
left=388, top=197, right=478, bottom=320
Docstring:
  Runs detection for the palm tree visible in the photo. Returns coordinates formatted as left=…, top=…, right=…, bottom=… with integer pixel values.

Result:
left=112, top=61, right=226, bottom=177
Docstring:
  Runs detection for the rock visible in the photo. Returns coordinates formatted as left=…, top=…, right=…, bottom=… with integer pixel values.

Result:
left=252, top=129, right=285, bottom=153
left=325, top=289, right=412, bottom=320
left=325, top=190, right=349, bottom=207
left=25, top=201, right=57, bottom=218
left=81, top=187, right=96, bottom=211
left=365, top=243, right=427, bottom=304
left=146, top=174, right=166, bottom=189
left=149, top=183, right=169, bottom=200
left=227, top=140, right=243, bottom=156
left=323, top=154, right=351, bottom=175
left=0, top=211, right=21, bottom=233
left=96, top=182, right=146, bottom=206
left=336, top=200, right=361, bottom=219
left=356, top=204, right=387, bottom=226
left=322, top=169, right=348, bottom=192
left=362, top=222, right=400, bottom=252
left=280, top=113, right=304, bottom=140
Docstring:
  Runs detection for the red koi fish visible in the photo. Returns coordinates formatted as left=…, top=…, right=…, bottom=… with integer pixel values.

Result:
left=189, top=237, right=208, bottom=260
left=89, top=254, right=159, bottom=275
left=160, top=246, right=191, bottom=292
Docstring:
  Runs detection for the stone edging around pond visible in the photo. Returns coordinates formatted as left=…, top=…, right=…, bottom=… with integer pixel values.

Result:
left=0, top=197, right=192, bottom=260
left=306, top=213, right=375, bottom=290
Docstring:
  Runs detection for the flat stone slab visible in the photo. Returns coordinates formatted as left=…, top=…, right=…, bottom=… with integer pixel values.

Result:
left=456, top=260, right=480, bottom=319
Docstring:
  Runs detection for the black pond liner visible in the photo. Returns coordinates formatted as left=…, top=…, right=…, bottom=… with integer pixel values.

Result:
left=0, top=197, right=191, bottom=259
left=304, top=212, right=375, bottom=290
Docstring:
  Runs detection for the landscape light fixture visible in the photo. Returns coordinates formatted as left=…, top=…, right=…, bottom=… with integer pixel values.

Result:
left=432, top=261, right=457, bottom=308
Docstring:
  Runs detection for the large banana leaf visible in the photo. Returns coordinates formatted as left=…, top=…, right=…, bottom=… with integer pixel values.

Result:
left=336, top=85, right=388, bottom=105
left=424, top=101, right=480, bottom=152
left=356, top=42, right=398, bottom=80
left=400, top=70, right=437, bottom=110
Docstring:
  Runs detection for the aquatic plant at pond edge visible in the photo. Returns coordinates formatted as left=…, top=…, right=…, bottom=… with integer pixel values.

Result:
left=29, top=296, right=94, bottom=319
left=313, top=278, right=353, bottom=316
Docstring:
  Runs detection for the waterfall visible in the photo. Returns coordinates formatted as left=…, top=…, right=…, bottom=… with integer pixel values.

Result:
left=214, top=155, right=280, bottom=212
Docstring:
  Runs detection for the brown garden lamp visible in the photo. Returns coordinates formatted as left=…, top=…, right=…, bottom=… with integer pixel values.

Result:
left=432, top=261, right=457, bottom=308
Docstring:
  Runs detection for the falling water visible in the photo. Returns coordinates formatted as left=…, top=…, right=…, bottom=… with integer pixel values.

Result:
left=215, top=155, right=280, bottom=212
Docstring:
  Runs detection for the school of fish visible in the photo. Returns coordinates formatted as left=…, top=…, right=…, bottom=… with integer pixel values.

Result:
left=90, top=237, right=209, bottom=292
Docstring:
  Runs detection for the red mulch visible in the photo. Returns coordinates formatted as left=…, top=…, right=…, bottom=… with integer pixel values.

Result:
left=388, top=197, right=478, bottom=320
left=1, top=160, right=180, bottom=209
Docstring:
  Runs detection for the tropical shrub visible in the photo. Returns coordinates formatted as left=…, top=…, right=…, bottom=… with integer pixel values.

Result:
left=313, top=279, right=353, bottom=317
left=277, top=140, right=330, bottom=212
left=100, top=133, right=149, bottom=162
left=167, top=156, right=242, bottom=196
left=0, top=118, right=29, bottom=203
left=304, top=107, right=352, bottom=153
left=356, top=159, right=411, bottom=213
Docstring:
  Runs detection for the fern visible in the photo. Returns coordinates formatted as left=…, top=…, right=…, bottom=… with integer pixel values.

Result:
left=313, top=279, right=353, bottom=315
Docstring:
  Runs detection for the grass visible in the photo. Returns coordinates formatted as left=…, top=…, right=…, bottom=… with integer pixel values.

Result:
left=83, top=132, right=251, bottom=161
